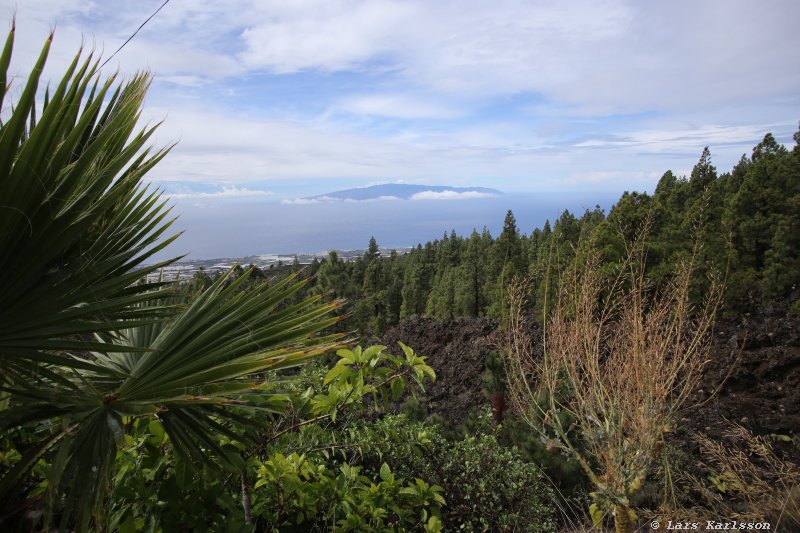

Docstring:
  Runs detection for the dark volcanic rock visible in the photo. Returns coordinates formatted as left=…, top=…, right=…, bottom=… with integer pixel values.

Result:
left=684, top=313, right=800, bottom=461
left=382, top=312, right=799, bottom=462
left=381, top=317, right=499, bottom=424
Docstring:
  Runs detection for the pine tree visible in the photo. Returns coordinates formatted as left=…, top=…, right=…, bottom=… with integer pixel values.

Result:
left=400, top=246, right=428, bottom=318
left=367, top=236, right=381, bottom=260
left=456, top=229, right=488, bottom=316
left=426, top=267, right=456, bottom=319
left=690, top=146, right=717, bottom=193
left=495, top=210, right=524, bottom=274
left=724, top=132, right=798, bottom=305
left=385, top=249, right=405, bottom=324
left=488, top=211, right=524, bottom=317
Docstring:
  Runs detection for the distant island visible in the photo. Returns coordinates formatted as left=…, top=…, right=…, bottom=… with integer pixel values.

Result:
left=303, top=183, right=502, bottom=202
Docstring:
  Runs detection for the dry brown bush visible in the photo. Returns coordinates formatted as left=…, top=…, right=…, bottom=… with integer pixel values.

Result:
left=688, top=425, right=800, bottom=530
left=503, top=233, right=722, bottom=533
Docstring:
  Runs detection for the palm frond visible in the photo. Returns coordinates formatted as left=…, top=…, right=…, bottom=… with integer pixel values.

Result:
left=0, top=27, right=181, bottom=366
left=0, top=268, right=344, bottom=530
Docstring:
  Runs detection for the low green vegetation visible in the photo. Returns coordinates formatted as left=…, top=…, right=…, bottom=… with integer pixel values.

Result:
left=96, top=349, right=445, bottom=533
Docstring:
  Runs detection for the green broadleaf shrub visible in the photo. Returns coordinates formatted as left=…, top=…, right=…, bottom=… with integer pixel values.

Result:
left=349, top=414, right=558, bottom=532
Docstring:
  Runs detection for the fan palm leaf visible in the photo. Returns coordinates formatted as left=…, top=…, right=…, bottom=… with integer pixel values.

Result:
left=0, top=26, right=181, bottom=372
left=2, top=269, right=344, bottom=531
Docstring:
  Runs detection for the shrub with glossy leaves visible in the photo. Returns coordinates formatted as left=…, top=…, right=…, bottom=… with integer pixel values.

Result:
left=251, top=453, right=444, bottom=532
left=349, top=414, right=557, bottom=532
left=437, top=433, right=557, bottom=532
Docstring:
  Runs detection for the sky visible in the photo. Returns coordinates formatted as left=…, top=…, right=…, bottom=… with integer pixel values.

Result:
left=1, top=1, right=799, bottom=255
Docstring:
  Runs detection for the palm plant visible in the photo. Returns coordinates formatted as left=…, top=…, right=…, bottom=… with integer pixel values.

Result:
left=0, top=26, right=343, bottom=531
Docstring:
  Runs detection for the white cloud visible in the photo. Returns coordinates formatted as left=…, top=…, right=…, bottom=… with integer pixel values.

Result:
left=238, top=0, right=416, bottom=73
left=281, top=198, right=321, bottom=205
left=569, top=171, right=648, bottom=185
left=281, top=195, right=344, bottom=205
left=142, top=104, right=435, bottom=183
left=158, top=75, right=210, bottom=87
left=410, top=190, right=497, bottom=200
left=569, top=123, right=792, bottom=154
left=364, top=179, right=409, bottom=187
left=281, top=195, right=401, bottom=205
left=232, top=0, right=800, bottom=113
left=122, top=39, right=242, bottom=79
left=6, top=0, right=799, bottom=115
left=342, top=195, right=402, bottom=202
left=168, top=186, right=273, bottom=199
left=337, top=94, right=461, bottom=119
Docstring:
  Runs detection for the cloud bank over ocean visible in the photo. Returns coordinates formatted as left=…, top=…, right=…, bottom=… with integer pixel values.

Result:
left=278, top=184, right=501, bottom=204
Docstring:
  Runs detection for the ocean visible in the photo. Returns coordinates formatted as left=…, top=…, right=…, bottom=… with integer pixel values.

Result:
left=156, top=192, right=622, bottom=261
